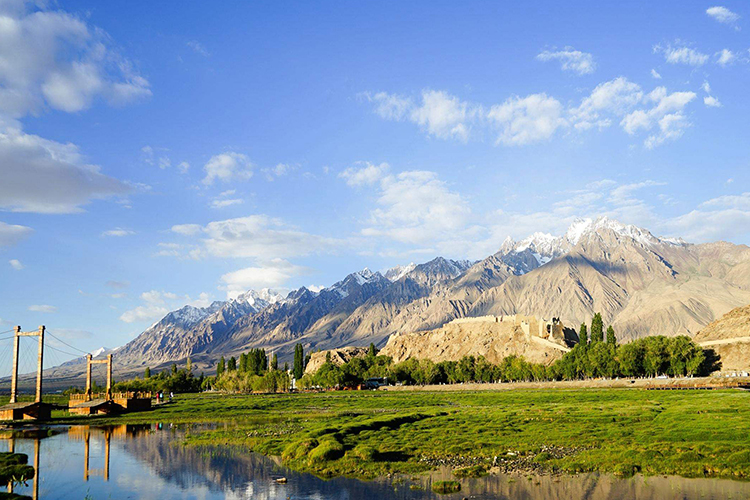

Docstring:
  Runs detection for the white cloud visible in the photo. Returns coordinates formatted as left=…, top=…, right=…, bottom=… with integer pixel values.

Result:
left=202, top=152, right=253, bottom=185
left=537, top=47, right=595, bottom=75
left=210, top=198, right=243, bottom=209
left=220, top=259, right=304, bottom=298
left=704, top=95, right=722, bottom=107
left=488, top=93, right=566, bottom=145
left=171, top=223, right=202, bottom=236
left=102, top=227, right=135, bottom=237
left=651, top=69, right=662, bottom=79
left=0, top=221, right=33, bottom=246
left=349, top=168, right=472, bottom=246
left=187, top=40, right=210, bottom=57
left=340, top=162, right=390, bottom=186
left=570, top=77, right=643, bottom=129
left=119, top=289, right=213, bottom=323
left=655, top=44, right=709, bottom=66
left=177, top=161, right=190, bottom=174
left=169, top=215, right=337, bottom=260
left=715, top=49, right=736, bottom=67
left=368, top=77, right=699, bottom=148
left=0, top=122, right=133, bottom=213
left=0, top=3, right=150, bottom=118
left=620, top=86, right=696, bottom=148
left=410, top=90, right=478, bottom=141
left=9, top=259, right=23, bottom=270
left=28, top=304, right=57, bottom=313
left=119, top=303, right=168, bottom=323
left=262, top=163, right=294, bottom=181
left=364, top=92, right=413, bottom=120
left=706, top=6, right=740, bottom=28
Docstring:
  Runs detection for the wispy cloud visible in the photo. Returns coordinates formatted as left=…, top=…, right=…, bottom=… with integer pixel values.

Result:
left=537, top=47, right=596, bottom=75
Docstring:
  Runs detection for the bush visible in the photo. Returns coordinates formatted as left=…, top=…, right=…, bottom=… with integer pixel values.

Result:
left=613, top=463, right=638, bottom=477
left=308, top=437, right=345, bottom=462
left=350, top=444, right=377, bottom=461
left=282, top=438, right=319, bottom=461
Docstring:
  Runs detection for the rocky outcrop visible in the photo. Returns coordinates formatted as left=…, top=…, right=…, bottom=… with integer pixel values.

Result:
left=381, top=316, right=569, bottom=366
left=694, top=303, right=750, bottom=373
left=303, top=346, right=369, bottom=375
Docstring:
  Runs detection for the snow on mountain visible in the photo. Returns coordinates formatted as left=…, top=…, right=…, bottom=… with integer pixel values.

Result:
left=384, top=263, right=416, bottom=282
left=326, top=268, right=387, bottom=298
left=565, top=216, right=659, bottom=247
left=499, top=217, right=671, bottom=269
left=234, top=288, right=284, bottom=310
left=90, top=347, right=107, bottom=358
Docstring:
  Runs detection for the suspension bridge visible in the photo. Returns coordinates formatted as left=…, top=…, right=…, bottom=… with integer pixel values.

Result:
left=0, top=325, right=151, bottom=420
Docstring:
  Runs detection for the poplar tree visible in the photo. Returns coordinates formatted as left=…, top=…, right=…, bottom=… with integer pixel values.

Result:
left=271, top=353, right=278, bottom=371
left=217, top=356, right=225, bottom=377
left=591, top=313, right=604, bottom=343
left=227, top=356, right=237, bottom=371
left=293, top=343, right=304, bottom=380
left=578, top=323, right=588, bottom=346
left=144, top=367, right=151, bottom=379
left=606, top=325, right=616, bottom=345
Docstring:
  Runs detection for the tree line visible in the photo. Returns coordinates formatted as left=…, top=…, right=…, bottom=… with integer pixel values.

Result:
left=302, top=314, right=714, bottom=388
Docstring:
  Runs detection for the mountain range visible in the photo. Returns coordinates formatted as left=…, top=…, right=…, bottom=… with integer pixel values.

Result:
left=52, top=216, right=750, bottom=377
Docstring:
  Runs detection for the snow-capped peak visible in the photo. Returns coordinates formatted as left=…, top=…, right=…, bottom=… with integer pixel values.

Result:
left=90, top=347, right=107, bottom=358
left=352, top=267, right=376, bottom=285
left=384, top=262, right=416, bottom=282
left=235, top=288, right=284, bottom=308
left=565, top=216, right=658, bottom=246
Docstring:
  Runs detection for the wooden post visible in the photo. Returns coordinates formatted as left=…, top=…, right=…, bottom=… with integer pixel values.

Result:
left=85, top=354, right=92, bottom=401
left=32, top=438, right=40, bottom=500
left=84, top=429, right=90, bottom=481
left=9, top=326, right=20, bottom=404
left=35, top=326, right=45, bottom=403
left=106, top=354, right=113, bottom=400
left=104, top=430, right=111, bottom=481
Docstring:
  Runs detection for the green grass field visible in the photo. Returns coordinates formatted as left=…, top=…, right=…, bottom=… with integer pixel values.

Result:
left=3, top=388, right=750, bottom=480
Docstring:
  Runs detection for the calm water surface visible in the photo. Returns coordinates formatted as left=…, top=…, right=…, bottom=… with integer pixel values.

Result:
left=4, top=424, right=750, bottom=500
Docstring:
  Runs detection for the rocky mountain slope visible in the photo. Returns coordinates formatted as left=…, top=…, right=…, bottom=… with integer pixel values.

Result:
left=694, top=304, right=750, bottom=373
left=48, top=217, right=750, bottom=377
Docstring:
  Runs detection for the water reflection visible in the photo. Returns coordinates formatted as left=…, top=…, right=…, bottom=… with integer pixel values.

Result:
left=2, top=424, right=750, bottom=499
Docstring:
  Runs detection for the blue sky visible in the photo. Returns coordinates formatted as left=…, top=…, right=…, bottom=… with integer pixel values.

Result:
left=1, top=0, right=749, bottom=360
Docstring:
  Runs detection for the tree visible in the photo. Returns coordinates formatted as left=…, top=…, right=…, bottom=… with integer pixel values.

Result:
left=227, top=356, right=237, bottom=371
left=578, top=323, right=588, bottom=345
left=217, top=356, right=225, bottom=377
left=271, top=353, right=278, bottom=371
left=617, top=342, right=644, bottom=377
left=590, top=313, right=604, bottom=343
left=186, top=357, right=192, bottom=372
left=606, top=325, right=616, bottom=345
left=368, top=342, right=378, bottom=359
left=283, top=362, right=289, bottom=372
left=144, top=367, right=151, bottom=379
left=293, top=343, right=304, bottom=380
left=172, top=363, right=178, bottom=375
left=325, top=351, right=332, bottom=364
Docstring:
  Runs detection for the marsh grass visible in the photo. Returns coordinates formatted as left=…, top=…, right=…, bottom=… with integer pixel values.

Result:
left=5, top=389, right=750, bottom=481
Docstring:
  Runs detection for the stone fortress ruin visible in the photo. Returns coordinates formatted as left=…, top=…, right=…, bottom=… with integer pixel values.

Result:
left=448, top=314, right=578, bottom=347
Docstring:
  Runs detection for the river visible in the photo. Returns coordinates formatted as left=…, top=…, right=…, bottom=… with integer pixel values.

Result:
left=3, top=424, right=749, bottom=499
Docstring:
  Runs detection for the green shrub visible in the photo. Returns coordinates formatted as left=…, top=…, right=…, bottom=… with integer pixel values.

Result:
left=534, top=452, right=553, bottom=463
left=309, top=437, right=345, bottom=462
left=613, top=463, right=638, bottom=477
left=282, top=438, right=318, bottom=461
left=351, top=444, right=377, bottom=461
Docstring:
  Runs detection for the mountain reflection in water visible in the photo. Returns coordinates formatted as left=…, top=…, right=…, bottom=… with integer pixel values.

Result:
left=3, top=424, right=750, bottom=499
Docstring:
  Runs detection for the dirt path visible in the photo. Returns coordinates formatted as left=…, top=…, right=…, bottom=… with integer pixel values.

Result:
left=699, top=336, right=750, bottom=347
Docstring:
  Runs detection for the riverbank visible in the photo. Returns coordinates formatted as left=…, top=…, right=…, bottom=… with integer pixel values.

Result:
left=3, top=388, right=750, bottom=482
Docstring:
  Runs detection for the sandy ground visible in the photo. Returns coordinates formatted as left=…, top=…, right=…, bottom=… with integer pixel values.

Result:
left=378, top=376, right=750, bottom=392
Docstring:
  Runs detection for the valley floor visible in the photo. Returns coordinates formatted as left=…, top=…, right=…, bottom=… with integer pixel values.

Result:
left=7, top=387, right=749, bottom=482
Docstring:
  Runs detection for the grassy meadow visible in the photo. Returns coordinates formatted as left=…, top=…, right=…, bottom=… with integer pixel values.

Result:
left=4, top=388, right=750, bottom=480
